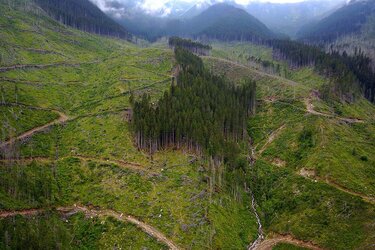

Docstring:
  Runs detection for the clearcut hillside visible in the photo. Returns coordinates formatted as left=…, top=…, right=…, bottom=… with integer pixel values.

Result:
left=1, top=0, right=375, bottom=249
left=0, top=0, right=259, bottom=249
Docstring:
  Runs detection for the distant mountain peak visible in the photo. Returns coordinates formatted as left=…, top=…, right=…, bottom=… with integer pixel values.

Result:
left=188, top=3, right=275, bottom=40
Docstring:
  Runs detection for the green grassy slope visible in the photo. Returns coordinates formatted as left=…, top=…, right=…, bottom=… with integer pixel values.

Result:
left=204, top=42, right=375, bottom=250
left=0, top=211, right=167, bottom=249
left=0, top=105, right=59, bottom=141
left=2, top=0, right=374, bottom=248
left=0, top=1, right=258, bottom=249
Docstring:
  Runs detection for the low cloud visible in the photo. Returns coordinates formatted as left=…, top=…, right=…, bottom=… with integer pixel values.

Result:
left=90, top=0, right=344, bottom=18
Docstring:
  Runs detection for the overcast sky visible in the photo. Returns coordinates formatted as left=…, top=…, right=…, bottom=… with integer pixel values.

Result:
left=91, top=0, right=345, bottom=16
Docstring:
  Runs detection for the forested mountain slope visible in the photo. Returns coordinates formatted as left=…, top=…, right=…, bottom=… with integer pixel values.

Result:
left=297, top=0, right=375, bottom=43
left=295, top=0, right=375, bottom=102
left=187, top=3, right=275, bottom=41
left=247, top=0, right=345, bottom=38
left=33, top=0, right=131, bottom=39
left=115, top=3, right=275, bottom=42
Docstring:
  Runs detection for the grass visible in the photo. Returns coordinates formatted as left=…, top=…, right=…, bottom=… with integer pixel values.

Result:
left=0, top=152, right=258, bottom=248
left=1, top=1, right=375, bottom=249
left=273, top=243, right=309, bottom=250
left=1, top=2, right=255, bottom=249
left=252, top=160, right=375, bottom=250
left=211, top=41, right=274, bottom=63
left=210, top=41, right=291, bottom=78
left=205, top=42, right=375, bottom=249
left=209, top=192, right=258, bottom=249
left=0, top=105, right=58, bottom=141
left=0, top=211, right=168, bottom=249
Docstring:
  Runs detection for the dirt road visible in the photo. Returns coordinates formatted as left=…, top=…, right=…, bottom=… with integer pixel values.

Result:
left=305, top=91, right=364, bottom=124
left=254, top=234, right=323, bottom=250
left=0, top=205, right=180, bottom=250
left=0, top=110, right=69, bottom=149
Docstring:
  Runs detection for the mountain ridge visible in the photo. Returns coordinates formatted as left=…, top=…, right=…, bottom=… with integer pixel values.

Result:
left=116, top=3, right=275, bottom=41
left=34, top=0, right=131, bottom=40
left=297, top=0, right=375, bottom=42
left=190, top=3, right=275, bottom=40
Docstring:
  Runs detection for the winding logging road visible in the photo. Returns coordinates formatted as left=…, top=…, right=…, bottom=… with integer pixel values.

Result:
left=0, top=205, right=180, bottom=250
left=0, top=61, right=99, bottom=73
left=203, top=56, right=300, bottom=87
left=304, top=91, right=364, bottom=124
left=0, top=155, right=156, bottom=175
left=254, top=234, right=323, bottom=250
left=0, top=109, right=69, bottom=149
left=1, top=55, right=373, bottom=250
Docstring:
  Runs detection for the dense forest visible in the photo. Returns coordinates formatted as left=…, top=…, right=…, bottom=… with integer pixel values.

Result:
left=168, top=37, right=211, bottom=56
left=265, top=39, right=375, bottom=103
left=34, top=0, right=131, bottom=40
left=131, top=47, right=256, bottom=165
left=338, top=48, right=375, bottom=103
left=297, top=0, right=375, bottom=43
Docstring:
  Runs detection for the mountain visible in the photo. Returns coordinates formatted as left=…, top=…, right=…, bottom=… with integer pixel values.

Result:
left=34, top=0, right=131, bottom=39
left=297, top=0, right=375, bottom=42
left=116, top=3, right=275, bottom=41
left=160, top=0, right=195, bottom=17
left=187, top=3, right=275, bottom=40
left=246, top=0, right=345, bottom=38
left=180, top=0, right=215, bottom=19
left=297, top=0, right=375, bottom=67
left=180, top=0, right=242, bottom=19
left=106, top=0, right=343, bottom=38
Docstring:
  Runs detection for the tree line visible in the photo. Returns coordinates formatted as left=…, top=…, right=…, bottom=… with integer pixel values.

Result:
left=168, top=37, right=211, bottom=56
left=165, top=35, right=375, bottom=104
left=338, top=48, right=375, bottom=103
left=34, top=0, right=131, bottom=40
left=130, top=47, right=256, bottom=166
left=297, top=0, right=373, bottom=43
left=265, top=39, right=375, bottom=103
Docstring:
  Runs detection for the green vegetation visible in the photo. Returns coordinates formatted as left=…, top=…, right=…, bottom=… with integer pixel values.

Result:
left=0, top=2, right=259, bottom=248
left=0, top=106, right=58, bottom=140
left=0, top=152, right=258, bottom=248
left=273, top=243, right=308, bottom=250
left=34, top=0, right=131, bottom=39
left=204, top=42, right=375, bottom=249
left=297, top=0, right=374, bottom=42
left=210, top=42, right=292, bottom=79
left=211, top=42, right=274, bottom=63
left=209, top=192, right=258, bottom=249
left=0, top=211, right=167, bottom=249
left=1, top=0, right=375, bottom=248
left=168, top=37, right=211, bottom=55
left=131, top=48, right=256, bottom=158
left=252, top=160, right=375, bottom=250
left=192, top=3, right=275, bottom=40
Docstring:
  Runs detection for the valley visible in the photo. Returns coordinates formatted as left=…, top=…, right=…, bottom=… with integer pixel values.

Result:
left=1, top=0, right=375, bottom=250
